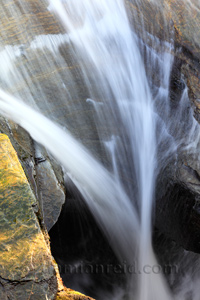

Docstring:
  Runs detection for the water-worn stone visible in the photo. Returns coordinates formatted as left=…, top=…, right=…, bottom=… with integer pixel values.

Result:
left=0, top=133, right=58, bottom=299
left=36, top=157, right=65, bottom=231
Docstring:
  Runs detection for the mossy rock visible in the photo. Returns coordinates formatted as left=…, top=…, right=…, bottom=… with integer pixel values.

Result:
left=0, top=133, right=57, bottom=299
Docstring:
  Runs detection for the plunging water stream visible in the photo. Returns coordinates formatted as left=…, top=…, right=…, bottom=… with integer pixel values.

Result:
left=0, top=0, right=200, bottom=299
left=48, top=1, right=160, bottom=298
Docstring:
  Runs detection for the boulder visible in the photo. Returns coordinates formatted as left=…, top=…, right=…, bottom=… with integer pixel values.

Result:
left=34, top=144, right=65, bottom=231
left=0, top=133, right=57, bottom=299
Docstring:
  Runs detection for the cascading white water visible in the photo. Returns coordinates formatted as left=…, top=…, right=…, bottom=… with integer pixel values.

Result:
left=0, top=0, right=200, bottom=299
left=0, top=89, right=159, bottom=299
left=48, top=1, right=172, bottom=299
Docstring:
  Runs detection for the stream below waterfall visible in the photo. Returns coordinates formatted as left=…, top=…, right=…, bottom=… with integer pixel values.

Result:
left=0, top=0, right=200, bottom=299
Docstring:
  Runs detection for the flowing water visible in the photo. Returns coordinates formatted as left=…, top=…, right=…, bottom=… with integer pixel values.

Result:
left=48, top=1, right=161, bottom=298
left=0, top=0, right=200, bottom=299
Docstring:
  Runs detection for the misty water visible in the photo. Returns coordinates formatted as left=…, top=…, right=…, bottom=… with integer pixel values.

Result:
left=0, top=0, right=200, bottom=299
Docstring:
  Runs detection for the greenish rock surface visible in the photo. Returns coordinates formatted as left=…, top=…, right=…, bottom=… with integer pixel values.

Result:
left=0, top=134, right=57, bottom=299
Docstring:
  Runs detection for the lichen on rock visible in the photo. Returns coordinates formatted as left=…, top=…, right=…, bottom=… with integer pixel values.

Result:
left=0, top=133, right=57, bottom=299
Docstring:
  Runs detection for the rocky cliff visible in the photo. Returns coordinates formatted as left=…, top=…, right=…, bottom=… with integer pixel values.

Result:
left=126, top=0, right=200, bottom=252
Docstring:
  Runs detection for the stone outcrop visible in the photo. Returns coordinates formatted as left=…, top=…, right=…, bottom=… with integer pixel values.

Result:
left=0, top=116, right=66, bottom=232
left=0, top=133, right=94, bottom=299
left=0, top=133, right=57, bottom=299
left=34, top=144, right=65, bottom=232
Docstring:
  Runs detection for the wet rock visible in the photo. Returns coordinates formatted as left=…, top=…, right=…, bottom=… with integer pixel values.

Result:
left=155, top=150, right=200, bottom=253
left=124, top=0, right=200, bottom=252
left=0, top=0, right=63, bottom=45
left=126, top=0, right=200, bottom=119
left=0, top=117, right=66, bottom=232
left=0, top=0, right=107, bottom=239
left=153, top=229, right=200, bottom=296
left=35, top=144, right=65, bottom=231
left=0, top=134, right=57, bottom=299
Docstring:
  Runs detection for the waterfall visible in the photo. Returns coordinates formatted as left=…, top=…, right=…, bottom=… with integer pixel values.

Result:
left=0, top=0, right=200, bottom=299
left=48, top=0, right=172, bottom=299
left=0, top=85, right=167, bottom=298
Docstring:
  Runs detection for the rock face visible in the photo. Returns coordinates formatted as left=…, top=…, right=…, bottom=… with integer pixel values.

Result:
left=124, top=0, right=200, bottom=252
left=36, top=156, right=65, bottom=231
left=0, top=134, right=57, bottom=299
left=0, top=0, right=105, bottom=232
left=126, top=0, right=200, bottom=114
left=34, top=143, right=65, bottom=232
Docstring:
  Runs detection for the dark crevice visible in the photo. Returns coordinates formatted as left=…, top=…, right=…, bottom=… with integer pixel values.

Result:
left=155, top=181, right=200, bottom=253
left=169, top=54, right=186, bottom=107
left=0, top=274, right=56, bottom=286
left=49, top=178, right=126, bottom=299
